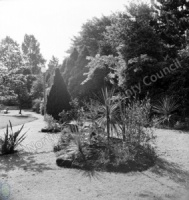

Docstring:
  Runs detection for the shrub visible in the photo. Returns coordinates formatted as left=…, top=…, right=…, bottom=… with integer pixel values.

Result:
left=117, top=97, right=153, bottom=143
left=32, top=99, right=41, bottom=113
left=1, top=95, right=18, bottom=106
left=54, top=129, right=75, bottom=152
left=59, top=98, right=84, bottom=123
left=0, top=121, right=27, bottom=155
left=41, top=115, right=61, bottom=133
left=46, top=115, right=58, bottom=129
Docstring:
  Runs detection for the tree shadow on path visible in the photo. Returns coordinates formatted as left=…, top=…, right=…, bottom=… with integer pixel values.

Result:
left=0, top=151, right=54, bottom=175
left=151, top=158, right=189, bottom=187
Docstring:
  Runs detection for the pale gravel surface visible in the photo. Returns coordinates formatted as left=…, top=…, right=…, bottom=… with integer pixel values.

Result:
left=0, top=111, right=189, bottom=200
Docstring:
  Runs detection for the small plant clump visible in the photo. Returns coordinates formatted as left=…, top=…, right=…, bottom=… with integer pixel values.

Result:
left=41, top=115, right=61, bottom=133
left=0, top=121, right=27, bottom=155
left=152, top=95, right=180, bottom=128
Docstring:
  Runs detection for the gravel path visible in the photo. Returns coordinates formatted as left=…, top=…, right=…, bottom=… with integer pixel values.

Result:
left=0, top=111, right=188, bottom=200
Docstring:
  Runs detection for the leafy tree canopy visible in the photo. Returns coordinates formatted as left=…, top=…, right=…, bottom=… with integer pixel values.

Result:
left=0, top=36, right=24, bottom=71
left=71, top=16, right=112, bottom=56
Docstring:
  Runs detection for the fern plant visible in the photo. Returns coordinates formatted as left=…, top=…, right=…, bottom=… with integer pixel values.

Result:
left=0, top=121, right=27, bottom=155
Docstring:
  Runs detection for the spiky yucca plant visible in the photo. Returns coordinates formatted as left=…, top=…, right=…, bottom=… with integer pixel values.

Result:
left=94, top=88, right=118, bottom=144
left=0, top=121, right=27, bottom=155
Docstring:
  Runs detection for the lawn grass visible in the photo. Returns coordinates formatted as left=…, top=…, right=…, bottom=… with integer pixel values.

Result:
left=0, top=115, right=37, bottom=129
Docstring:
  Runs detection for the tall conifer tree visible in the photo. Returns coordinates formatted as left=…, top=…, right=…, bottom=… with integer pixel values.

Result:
left=46, top=68, right=71, bottom=120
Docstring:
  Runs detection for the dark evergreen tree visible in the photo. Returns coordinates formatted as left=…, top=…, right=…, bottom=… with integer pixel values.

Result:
left=46, top=68, right=71, bottom=120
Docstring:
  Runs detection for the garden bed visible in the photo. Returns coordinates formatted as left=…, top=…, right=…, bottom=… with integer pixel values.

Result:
left=55, top=131, right=157, bottom=173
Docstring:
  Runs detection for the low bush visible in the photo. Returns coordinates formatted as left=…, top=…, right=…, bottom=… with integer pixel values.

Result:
left=173, top=119, right=189, bottom=130
left=53, top=129, right=74, bottom=152
left=41, top=115, right=61, bottom=133
left=0, top=121, right=27, bottom=155
left=32, top=99, right=41, bottom=113
left=117, top=97, right=155, bottom=145
left=59, top=98, right=84, bottom=123
left=1, top=96, right=18, bottom=106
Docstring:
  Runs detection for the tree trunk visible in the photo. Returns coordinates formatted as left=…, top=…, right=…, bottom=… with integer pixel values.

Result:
left=19, top=100, right=22, bottom=115
left=107, top=105, right=110, bottom=145
left=122, top=124, right=126, bottom=142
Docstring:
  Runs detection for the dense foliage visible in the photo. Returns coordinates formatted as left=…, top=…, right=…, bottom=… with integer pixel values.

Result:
left=59, top=1, right=189, bottom=120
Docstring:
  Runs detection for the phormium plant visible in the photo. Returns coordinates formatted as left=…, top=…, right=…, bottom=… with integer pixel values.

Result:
left=0, top=121, right=27, bottom=155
